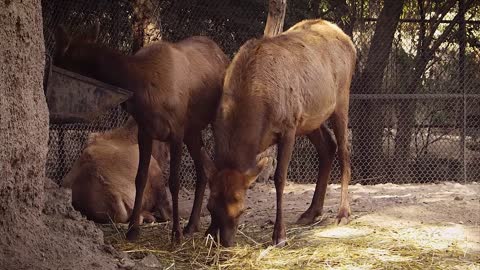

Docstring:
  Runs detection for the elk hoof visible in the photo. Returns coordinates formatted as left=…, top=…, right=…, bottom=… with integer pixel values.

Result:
left=273, top=237, right=287, bottom=247
left=126, top=226, right=140, bottom=241
left=141, top=212, right=156, bottom=224
left=171, top=229, right=182, bottom=244
left=272, top=226, right=287, bottom=247
left=296, top=209, right=320, bottom=225
left=205, top=226, right=218, bottom=241
left=183, top=223, right=200, bottom=237
left=335, top=207, right=351, bottom=225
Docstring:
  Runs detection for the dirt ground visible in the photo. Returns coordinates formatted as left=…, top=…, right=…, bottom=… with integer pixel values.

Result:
left=101, top=181, right=480, bottom=269
left=179, top=181, right=480, bottom=229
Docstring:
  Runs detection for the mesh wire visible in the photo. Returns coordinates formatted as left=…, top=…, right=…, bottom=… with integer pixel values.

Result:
left=42, top=0, right=480, bottom=188
left=46, top=107, right=130, bottom=181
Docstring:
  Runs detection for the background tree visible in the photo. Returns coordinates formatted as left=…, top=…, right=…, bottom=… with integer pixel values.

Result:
left=351, top=0, right=405, bottom=181
left=131, top=0, right=162, bottom=52
left=394, top=1, right=474, bottom=148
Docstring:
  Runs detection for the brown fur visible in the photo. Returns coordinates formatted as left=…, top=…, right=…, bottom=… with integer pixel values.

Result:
left=207, top=19, right=356, bottom=247
left=62, top=118, right=172, bottom=224
left=55, top=24, right=229, bottom=241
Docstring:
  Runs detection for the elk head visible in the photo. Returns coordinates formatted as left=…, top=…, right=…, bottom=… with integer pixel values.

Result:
left=53, top=22, right=100, bottom=76
left=204, top=153, right=269, bottom=247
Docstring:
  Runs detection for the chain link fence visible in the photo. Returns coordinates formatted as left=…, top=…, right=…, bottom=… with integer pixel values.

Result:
left=42, top=0, right=480, bottom=188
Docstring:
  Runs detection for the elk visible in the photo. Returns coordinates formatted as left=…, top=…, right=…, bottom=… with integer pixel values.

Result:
left=54, top=23, right=229, bottom=242
left=206, top=19, right=357, bottom=247
left=62, top=117, right=172, bottom=224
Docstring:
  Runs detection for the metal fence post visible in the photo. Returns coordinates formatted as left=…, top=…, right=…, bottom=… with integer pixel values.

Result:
left=458, top=0, right=466, bottom=183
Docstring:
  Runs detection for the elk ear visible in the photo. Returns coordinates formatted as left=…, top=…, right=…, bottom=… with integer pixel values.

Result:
left=123, top=117, right=138, bottom=133
left=201, top=150, right=217, bottom=180
left=244, top=157, right=270, bottom=188
left=55, top=25, right=70, bottom=55
left=85, top=21, right=100, bottom=43
left=87, top=132, right=100, bottom=145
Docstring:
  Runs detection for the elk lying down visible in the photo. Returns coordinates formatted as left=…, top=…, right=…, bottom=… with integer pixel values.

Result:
left=62, top=118, right=172, bottom=224
left=54, top=23, right=229, bottom=242
left=206, top=19, right=357, bottom=247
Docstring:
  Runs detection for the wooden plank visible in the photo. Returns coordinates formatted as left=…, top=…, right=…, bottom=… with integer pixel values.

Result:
left=45, top=66, right=132, bottom=122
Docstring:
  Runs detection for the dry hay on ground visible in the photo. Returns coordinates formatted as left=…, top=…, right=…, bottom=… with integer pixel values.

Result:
left=101, top=182, right=480, bottom=269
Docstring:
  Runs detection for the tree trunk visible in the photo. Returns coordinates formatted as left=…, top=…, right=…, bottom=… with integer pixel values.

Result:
left=255, top=0, right=287, bottom=180
left=1, top=0, right=49, bottom=222
left=393, top=0, right=471, bottom=180
left=264, top=0, right=287, bottom=37
left=352, top=0, right=405, bottom=182
left=326, top=0, right=353, bottom=34
left=310, top=0, right=320, bottom=18
left=0, top=1, right=116, bottom=268
left=131, top=0, right=162, bottom=53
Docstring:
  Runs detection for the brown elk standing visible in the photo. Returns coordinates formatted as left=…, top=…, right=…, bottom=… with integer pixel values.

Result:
left=205, top=19, right=357, bottom=247
left=54, top=23, right=229, bottom=242
left=62, top=117, right=172, bottom=224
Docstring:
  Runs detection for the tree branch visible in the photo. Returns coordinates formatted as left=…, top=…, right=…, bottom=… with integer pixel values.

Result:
left=408, top=0, right=474, bottom=91
left=264, top=0, right=287, bottom=37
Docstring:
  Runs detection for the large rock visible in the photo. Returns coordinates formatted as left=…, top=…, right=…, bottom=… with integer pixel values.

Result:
left=0, top=1, right=117, bottom=269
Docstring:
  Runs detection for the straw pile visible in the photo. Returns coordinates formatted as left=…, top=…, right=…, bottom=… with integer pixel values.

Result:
left=101, top=219, right=479, bottom=270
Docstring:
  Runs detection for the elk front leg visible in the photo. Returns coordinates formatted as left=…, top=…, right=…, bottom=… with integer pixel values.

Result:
left=205, top=216, right=219, bottom=243
left=272, top=129, right=296, bottom=247
left=126, top=129, right=152, bottom=241
left=169, top=138, right=183, bottom=243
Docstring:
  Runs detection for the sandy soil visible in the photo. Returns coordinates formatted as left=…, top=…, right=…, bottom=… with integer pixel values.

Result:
left=178, top=181, right=480, bottom=250
left=99, top=181, right=479, bottom=269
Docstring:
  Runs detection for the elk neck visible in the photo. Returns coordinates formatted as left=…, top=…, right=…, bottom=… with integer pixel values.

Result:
left=87, top=46, right=145, bottom=93
left=214, top=100, right=269, bottom=173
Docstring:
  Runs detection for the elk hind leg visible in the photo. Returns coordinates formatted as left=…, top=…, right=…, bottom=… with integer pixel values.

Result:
left=331, top=110, right=352, bottom=225
left=183, top=131, right=209, bottom=236
left=126, top=129, right=152, bottom=241
left=297, top=125, right=337, bottom=225
left=272, top=129, right=296, bottom=247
